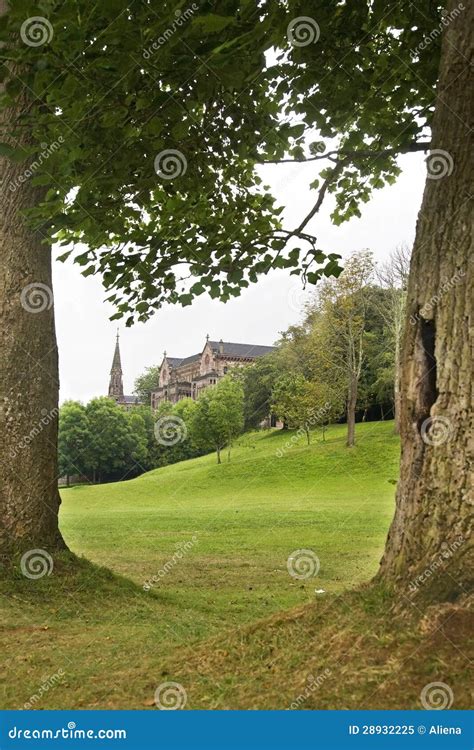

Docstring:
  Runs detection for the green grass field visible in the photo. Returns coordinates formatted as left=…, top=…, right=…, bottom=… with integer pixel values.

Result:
left=1, top=421, right=402, bottom=709
left=2, top=419, right=471, bottom=710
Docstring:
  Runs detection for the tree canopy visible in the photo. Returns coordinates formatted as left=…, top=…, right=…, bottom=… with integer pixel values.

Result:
left=1, top=0, right=445, bottom=324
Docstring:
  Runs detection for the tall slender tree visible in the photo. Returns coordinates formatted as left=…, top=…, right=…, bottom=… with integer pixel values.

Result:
left=375, top=246, right=410, bottom=434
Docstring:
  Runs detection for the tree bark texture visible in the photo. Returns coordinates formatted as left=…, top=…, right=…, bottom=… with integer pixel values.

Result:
left=379, top=0, right=473, bottom=601
left=0, top=0, right=66, bottom=560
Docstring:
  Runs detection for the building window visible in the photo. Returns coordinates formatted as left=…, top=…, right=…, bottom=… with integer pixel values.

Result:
left=223, top=367, right=228, bottom=374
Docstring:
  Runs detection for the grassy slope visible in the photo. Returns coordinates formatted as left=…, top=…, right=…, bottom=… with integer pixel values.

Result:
left=2, top=420, right=469, bottom=710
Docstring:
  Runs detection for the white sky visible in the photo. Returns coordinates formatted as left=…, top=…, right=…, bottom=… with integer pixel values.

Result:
left=53, top=152, right=427, bottom=403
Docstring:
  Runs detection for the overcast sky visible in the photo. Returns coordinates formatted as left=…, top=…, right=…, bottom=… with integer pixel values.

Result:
left=53, top=152, right=427, bottom=403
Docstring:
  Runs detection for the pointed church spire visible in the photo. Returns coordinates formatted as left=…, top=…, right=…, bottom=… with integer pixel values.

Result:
left=108, top=330, right=124, bottom=400
left=112, top=329, right=122, bottom=371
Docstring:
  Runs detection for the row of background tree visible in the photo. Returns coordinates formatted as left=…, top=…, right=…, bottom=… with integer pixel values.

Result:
left=59, top=248, right=408, bottom=484
left=135, top=248, right=409, bottom=435
left=59, top=379, right=245, bottom=485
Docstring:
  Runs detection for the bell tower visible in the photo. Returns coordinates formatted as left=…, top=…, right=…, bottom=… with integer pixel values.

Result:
left=108, top=330, right=124, bottom=401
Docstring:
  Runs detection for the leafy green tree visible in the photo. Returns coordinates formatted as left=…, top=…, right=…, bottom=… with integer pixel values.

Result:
left=374, top=246, right=410, bottom=433
left=190, top=378, right=244, bottom=464
left=272, top=375, right=341, bottom=445
left=313, top=252, right=375, bottom=447
left=126, top=411, right=149, bottom=476
left=1, top=2, right=333, bottom=555
left=237, top=355, right=280, bottom=430
left=134, top=366, right=160, bottom=407
left=154, top=398, right=201, bottom=466
left=58, top=401, right=91, bottom=486
left=132, top=405, right=162, bottom=470
left=85, top=398, right=137, bottom=483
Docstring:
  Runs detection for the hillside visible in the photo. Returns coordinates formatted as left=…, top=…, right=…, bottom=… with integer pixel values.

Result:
left=0, top=421, right=408, bottom=709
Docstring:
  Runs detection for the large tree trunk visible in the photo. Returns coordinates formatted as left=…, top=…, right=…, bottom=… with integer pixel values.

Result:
left=379, top=0, right=473, bottom=601
left=0, top=2, right=66, bottom=561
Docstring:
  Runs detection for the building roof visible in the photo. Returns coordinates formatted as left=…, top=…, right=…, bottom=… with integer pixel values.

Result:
left=167, top=353, right=201, bottom=368
left=163, top=340, right=275, bottom=373
left=179, top=353, right=202, bottom=366
left=209, top=341, right=276, bottom=358
left=121, top=395, right=139, bottom=404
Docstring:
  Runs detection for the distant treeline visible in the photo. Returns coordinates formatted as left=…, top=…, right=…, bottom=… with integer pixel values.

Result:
left=60, top=249, right=407, bottom=484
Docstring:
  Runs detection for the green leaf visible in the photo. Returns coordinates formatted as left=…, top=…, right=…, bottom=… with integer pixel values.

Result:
left=191, top=14, right=235, bottom=33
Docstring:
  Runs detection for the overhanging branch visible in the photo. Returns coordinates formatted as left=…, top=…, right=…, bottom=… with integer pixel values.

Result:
left=262, top=141, right=431, bottom=164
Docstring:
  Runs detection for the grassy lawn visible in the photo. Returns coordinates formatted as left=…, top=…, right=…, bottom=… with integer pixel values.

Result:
left=0, top=421, right=405, bottom=708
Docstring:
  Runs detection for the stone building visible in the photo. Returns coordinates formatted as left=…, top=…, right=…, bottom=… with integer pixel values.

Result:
left=151, top=336, right=275, bottom=409
left=108, top=332, right=141, bottom=410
